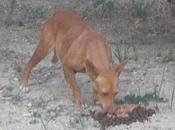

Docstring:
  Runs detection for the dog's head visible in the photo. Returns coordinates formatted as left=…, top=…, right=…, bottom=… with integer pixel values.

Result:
left=86, top=60, right=128, bottom=112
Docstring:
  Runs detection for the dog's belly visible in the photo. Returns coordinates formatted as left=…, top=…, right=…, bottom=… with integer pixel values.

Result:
left=63, top=56, right=86, bottom=72
left=74, top=67, right=86, bottom=73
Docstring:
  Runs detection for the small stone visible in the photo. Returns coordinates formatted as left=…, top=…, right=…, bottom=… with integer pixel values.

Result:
left=13, top=77, right=18, bottom=81
left=126, top=91, right=130, bottom=95
left=50, top=111, right=56, bottom=117
left=22, top=113, right=32, bottom=117
left=27, top=102, right=32, bottom=108
left=133, top=71, right=137, bottom=74
left=5, top=101, right=10, bottom=105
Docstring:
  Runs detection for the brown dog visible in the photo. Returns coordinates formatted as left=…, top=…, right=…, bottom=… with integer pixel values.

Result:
left=20, top=11, right=128, bottom=111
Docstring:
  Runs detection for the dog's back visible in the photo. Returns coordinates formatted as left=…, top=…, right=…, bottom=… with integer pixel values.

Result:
left=44, top=11, right=112, bottom=72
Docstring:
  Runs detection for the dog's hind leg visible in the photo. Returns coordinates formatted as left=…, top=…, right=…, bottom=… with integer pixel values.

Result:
left=20, top=24, right=55, bottom=92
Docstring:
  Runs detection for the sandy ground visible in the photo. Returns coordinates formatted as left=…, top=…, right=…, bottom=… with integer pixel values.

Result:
left=0, top=0, right=175, bottom=130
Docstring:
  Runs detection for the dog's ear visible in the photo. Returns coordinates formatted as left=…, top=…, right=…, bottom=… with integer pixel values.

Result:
left=114, top=59, right=128, bottom=76
left=86, top=60, right=99, bottom=79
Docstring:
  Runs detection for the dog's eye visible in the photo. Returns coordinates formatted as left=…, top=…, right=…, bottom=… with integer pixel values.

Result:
left=102, top=92, right=109, bottom=96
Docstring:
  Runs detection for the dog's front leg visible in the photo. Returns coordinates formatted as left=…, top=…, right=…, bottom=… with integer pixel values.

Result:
left=92, top=82, right=98, bottom=105
left=63, top=65, right=86, bottom=107
left=93, top=90, right=98, bottom=105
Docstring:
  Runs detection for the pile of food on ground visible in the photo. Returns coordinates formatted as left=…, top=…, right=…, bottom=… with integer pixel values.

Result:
left=90, top=104, right=155, bottom=129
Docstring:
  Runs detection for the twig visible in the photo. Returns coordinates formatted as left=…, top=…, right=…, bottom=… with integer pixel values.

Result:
left=101, top=0, right=106, bottom=17
left=158, top=66, right=166, bottom=94
left=100, top=125, right=106, bottom=130
left=46, top=115, right=57, bottom=125
left=170, top=86, right=175, bottom=110
left=45, top=106, right=61, bottom=125
left=5, top=0, right=16, bottom=27
left=40, top=117, right=47, bottom=130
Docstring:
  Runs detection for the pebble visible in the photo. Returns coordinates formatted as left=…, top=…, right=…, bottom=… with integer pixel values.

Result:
left=50, top=111, right=56, bottom=117
left=22, top=113, right=32, bottom=117
left=5, top=101, right=10, bottom=105
left=27, top=102, right=32, bottom=108
left=13, top=77, right=18, bottom=81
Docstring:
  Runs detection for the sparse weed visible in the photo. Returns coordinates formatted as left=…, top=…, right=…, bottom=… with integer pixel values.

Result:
left=132, top=0, right=149, bottom=21
left=170, top=86, right=175, bottom=110
left=33, top=111, right=42, bottom=118
left=27, top=6, right=45, bottom=22
left=2, top=85, right=15, bottom=97
left=172, top=6, right=175, bottom=17
left=92, top=0, right=104, bottom=8
left=5, top=0, right=16, bottom=27
left=170, top=0, right=175, bottom=17
left=167, top=49, right=175, bottom=61
left=5, top=85, right=14, bottom=92
left=91, top=0, right=114, bottom=17
left=112, top=41, right=129, bottom=63
left=30, top=111, right=42, bottom=125
left=105, top=0, right=114, bottom=12
left=56, top=105, right=64, bottom=113
left=79, top=118, right=87, bottom=129
left=29, top=119, right=39, bottom=124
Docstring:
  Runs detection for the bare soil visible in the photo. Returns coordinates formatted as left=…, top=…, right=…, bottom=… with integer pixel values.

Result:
left=0, top=0, right=175, bottom=130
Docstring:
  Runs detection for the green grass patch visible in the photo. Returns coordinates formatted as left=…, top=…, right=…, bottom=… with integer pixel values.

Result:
left=116, top=90, right=168, bottom=105
left=91, top=0, right=114, bottom=17
left=27, top=6, right=45, bottom=22
left=132, top=0, right=148, bottom=21
left=167, top=49, right=175, bottom=61
left=113, top=42, right=129, bottom=63
left=29, top=119, right=39, bottom=124
left=33, top=111, right=42, bottom=118
left=29, top=111, right=42, bottom=125
left=5, top=85, right=14, bottom=92
left=1, top=85, right=15, bottom=97
left=170, top=0, right=175, bottom=17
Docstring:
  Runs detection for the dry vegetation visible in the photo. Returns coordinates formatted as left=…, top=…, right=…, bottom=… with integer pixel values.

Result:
left=0, top=0, right=175, bottom=130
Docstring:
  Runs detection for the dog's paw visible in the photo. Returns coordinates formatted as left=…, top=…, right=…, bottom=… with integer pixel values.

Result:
left=20, top=85, right=29, bottom=93
left=76, top=98, right=87, bottom=108
left=81, top=103, right=88, bottom=108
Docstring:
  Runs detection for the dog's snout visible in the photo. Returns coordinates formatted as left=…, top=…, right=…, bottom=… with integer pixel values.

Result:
left=103, top=106, right=114, bottom=114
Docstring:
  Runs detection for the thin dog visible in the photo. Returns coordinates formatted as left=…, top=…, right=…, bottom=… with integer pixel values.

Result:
left=20, top=11, right=128, bottom=112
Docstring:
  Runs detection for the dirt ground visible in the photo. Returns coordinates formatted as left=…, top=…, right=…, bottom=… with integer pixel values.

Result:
left=0, top=0, right=175, bottom=130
